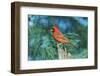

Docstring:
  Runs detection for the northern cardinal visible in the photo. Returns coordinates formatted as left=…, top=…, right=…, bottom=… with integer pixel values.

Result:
left=51, top=25, right=77, bottom=49
left=51, top=25, right=69, bottom=44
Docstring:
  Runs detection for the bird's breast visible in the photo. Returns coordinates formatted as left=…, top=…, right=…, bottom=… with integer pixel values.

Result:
left=52, top=32, right=69, bottom=44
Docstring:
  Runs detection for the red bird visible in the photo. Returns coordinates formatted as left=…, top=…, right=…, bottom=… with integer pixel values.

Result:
left=51, top=25, right=69, bottom=44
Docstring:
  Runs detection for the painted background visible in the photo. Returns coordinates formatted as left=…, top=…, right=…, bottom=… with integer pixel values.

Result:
left=28, top=15, right=88, bottom=60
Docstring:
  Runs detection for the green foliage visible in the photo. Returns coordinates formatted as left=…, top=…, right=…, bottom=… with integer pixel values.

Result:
left=28, top=15, right=88, bottom=60
left=28, top=25, right=58, bottom=60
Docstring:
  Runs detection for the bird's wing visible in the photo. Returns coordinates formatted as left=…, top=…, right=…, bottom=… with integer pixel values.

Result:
left=54, top=32, right=69, bottom=42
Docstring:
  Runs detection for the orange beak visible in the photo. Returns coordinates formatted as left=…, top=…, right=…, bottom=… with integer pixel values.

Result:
left=50, top=29, right=53, bottom=32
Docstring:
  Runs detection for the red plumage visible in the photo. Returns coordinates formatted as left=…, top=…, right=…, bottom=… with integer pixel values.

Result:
left=51, top=25, right=69, bottom=44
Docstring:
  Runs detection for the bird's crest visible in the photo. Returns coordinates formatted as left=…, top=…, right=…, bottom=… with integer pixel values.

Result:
left=54, top=24, right=58, bottom=29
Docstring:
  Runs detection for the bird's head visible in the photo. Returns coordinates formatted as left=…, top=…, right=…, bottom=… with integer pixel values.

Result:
left=51, top=24, right=59, bottom=32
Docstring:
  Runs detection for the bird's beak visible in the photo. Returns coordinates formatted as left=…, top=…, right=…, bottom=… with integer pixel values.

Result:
left=50, top=29, right=53, bottom=32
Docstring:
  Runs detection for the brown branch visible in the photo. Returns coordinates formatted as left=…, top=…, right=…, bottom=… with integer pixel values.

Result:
left=57, top=43, right=72, bottom=59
